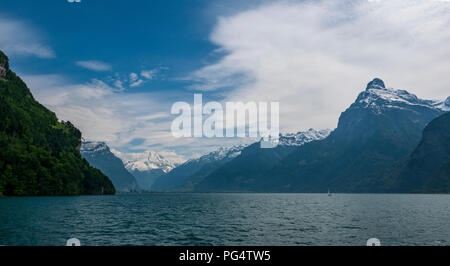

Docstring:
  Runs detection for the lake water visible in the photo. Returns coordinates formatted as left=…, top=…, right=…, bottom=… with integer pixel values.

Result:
left=0, top=193, right=448, bottom=246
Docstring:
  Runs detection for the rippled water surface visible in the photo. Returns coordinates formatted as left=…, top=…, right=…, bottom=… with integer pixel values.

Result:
left=0, top=193, right=449, bottom=246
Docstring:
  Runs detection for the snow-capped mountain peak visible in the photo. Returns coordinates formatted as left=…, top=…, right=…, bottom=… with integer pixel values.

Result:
left=116, top=151, right=178, bottom=173
left=356, top=78, right=449, bottom=112
left=279, top=128, right=331, bottom=146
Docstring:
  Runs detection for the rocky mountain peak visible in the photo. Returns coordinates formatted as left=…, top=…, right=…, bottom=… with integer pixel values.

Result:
left=366, top=78, right=385, bottom=90
left=279, top=128, right=331, bottom=146
left=354, top=78, right=448, bottom=113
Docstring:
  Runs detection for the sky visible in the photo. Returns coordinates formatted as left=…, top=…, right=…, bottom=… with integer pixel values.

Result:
left=1, top=0, right=450, bottom=162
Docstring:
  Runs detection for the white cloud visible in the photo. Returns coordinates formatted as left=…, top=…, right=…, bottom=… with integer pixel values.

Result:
left=21, top=73, right=248, bottom=159
left=130, top=79, right=145, bottom=88
left=190, top=0, right=450, bottom=133
left=129, top=72, right=139, bottom=82
left=128, top=72, right=145, bottom=87
left=113, top=79, right=125, bottom=91
left=76, top=60, right=112, bottom=71
left=0, top=16, right=55, bottom=58
left=128, top=69, right=158, bottom=87
left=23, top=74, right=162, bottom=143
left=141, top=69, right=157, bottom=79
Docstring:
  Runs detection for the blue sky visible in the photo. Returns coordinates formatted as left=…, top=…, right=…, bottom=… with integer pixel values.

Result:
left=2, top=0, right=218, bottom=91
left=0, top=0, right=258, bottom=161
left=1, top=0, right=450, bottom=162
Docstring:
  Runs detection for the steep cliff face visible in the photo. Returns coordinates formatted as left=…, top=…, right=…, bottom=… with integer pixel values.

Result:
left=397, top=112, right=450, bottom=193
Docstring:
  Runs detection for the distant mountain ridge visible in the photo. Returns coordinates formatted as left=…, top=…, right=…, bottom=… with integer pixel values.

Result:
left=151, top=129, right=331, bottom=192
left=278, top=129, right=332, bottom=146
left=81, top=141, right=139, bottom=192
left=186, top=145, right=246, bottom=165
left=194, top=129, right=331, bottom=191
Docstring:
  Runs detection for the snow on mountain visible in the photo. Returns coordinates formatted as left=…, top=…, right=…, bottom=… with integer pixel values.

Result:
left=181, top=128, right=330, bottom=166
left=279, top=129, right=331, bottom=146
left=83, top=143, right=179, bottom=173
left=186, top=145, right=247, bottom=165
left=180, top=129, right=331, bottom=166
left=434, top=96, right=450, bottom=112
left=113, top=150, right=179, bottom=173
left=356, top=78, right=449, bottom=113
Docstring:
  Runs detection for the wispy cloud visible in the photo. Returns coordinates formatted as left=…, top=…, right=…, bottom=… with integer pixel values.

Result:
left=0, top=16, right=55, bottom=58
left=141, top=69, right=157, bottom=80
left=129, top=72, right=144, bottom=87
left=112, top=69, right=160, bottom=89
left=130, top=79, right=145, bottom=87
left=189, top=0, right=450, bottom=132
left=76, top=60, right=112, bottom=72
left=129, top=72, right=139, bottom=82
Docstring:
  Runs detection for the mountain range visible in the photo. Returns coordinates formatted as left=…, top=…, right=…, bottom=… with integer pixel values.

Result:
left=192, top=129, right=331, bottom=192
left=193, top=78, right=449, bottom=192
left=151, top=129, right=331, bottom=191
left=121, top=77, right=450, bottom=193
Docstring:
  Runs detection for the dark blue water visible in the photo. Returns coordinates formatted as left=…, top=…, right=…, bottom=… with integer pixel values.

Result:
left=0, top=193, right=448, bottom=246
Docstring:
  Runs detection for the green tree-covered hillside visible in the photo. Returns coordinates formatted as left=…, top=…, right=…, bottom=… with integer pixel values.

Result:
left=0, top=50, right=115, bottom=196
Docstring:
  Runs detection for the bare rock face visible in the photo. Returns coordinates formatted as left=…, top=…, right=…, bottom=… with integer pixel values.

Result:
left=0, top=64, right=6, bottom=78
left=0, top=51, right=9, bottom=80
